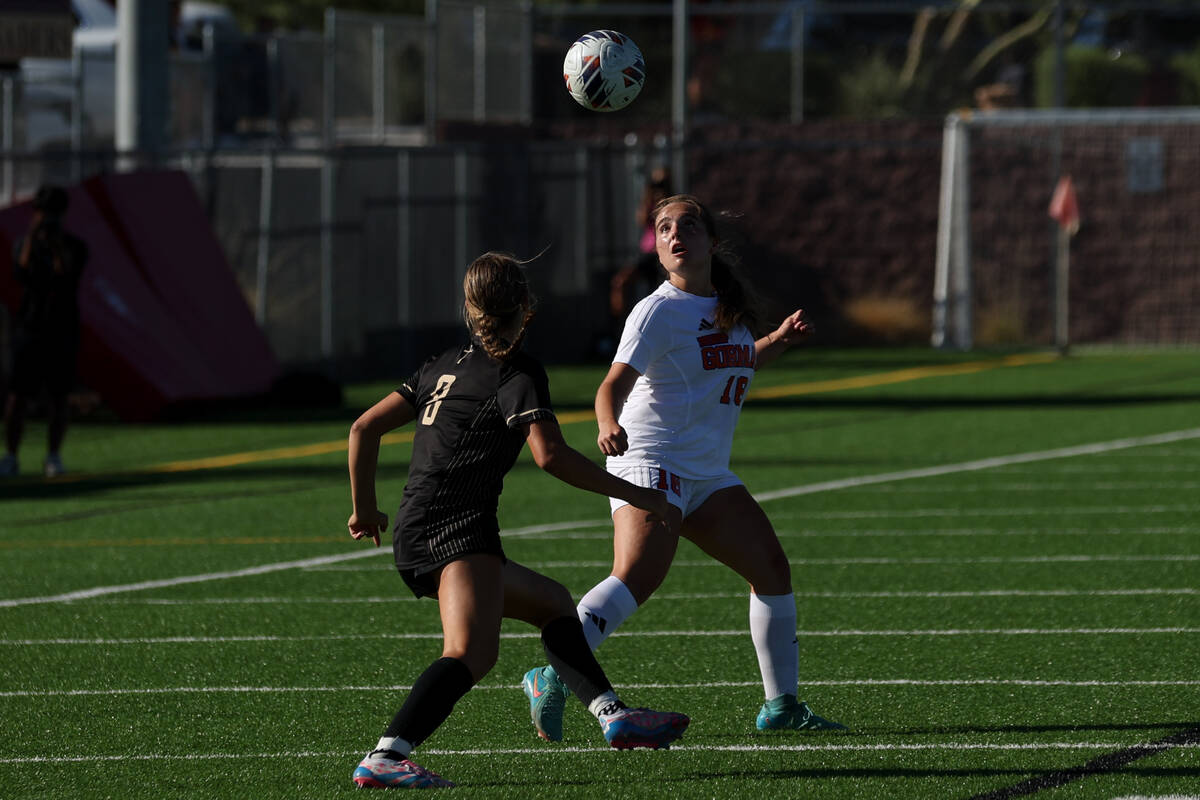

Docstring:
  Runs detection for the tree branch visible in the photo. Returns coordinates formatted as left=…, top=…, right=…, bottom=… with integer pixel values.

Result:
left=964, top=5, right=1053, bottom=83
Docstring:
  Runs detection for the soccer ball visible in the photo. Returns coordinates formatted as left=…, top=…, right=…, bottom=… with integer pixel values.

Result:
left=562, top=30, right=645, bottom=112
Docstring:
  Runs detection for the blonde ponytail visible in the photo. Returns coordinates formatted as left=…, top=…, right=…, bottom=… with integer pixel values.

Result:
left=463, top=252, right=536, bottom=361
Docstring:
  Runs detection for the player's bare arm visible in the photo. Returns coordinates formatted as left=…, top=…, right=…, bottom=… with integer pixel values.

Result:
left=595, top=362, right=641, bottom=456
left=524, top=418, right=669, bottom=523
left=754, top=308, right=812, bottom=370
left=347, top=391, right=416, bottom=546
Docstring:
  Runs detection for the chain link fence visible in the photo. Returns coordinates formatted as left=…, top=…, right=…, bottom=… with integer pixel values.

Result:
left=4, top=2, right=1200, bottom=375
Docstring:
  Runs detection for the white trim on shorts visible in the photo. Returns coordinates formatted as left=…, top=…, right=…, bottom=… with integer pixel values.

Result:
left=608, top=464, right=744, bottom=519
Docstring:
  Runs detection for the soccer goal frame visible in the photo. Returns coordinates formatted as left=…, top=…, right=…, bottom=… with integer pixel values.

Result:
left=933, top=107, right=1200, bottom=351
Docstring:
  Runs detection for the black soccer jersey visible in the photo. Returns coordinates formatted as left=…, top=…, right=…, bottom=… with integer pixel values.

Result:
left=392, top=341, right=555, bottom=573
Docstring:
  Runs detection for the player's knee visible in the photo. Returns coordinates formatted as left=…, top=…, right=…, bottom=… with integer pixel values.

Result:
left=620, top=565, right=668, bottom=604
left=541, top=580, right=576, bottom=620
left=751, top=544, right=792, bottom=593
left=443, top=638, right=500, bottom=681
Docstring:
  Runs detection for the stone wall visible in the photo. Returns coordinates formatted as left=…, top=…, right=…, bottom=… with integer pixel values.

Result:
left=539, top=118, right=947, bottom=346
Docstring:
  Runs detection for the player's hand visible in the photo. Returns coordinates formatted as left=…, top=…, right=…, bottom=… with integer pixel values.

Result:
left=597, top=420, right=629, bottom=457
left=348, top=509, right=388, bottom=547
left=629, top=487, right=671, bottom=525
left=770, top=309, right=813, bottom=346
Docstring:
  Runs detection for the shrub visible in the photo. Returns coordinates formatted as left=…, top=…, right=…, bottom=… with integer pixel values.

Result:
left=1034, top=45, right=1149, bottom=107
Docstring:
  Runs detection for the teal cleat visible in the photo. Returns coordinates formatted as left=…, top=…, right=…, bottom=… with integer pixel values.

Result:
left=756, top=695, right=846, bottom=731
left=522, top=666, right=569, bottom=742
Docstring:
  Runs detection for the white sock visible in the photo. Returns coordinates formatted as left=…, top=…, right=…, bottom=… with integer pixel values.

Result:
left=577, top=576, right=638, bottom=650
left=373, top=736, right=413, bottom=758
left=749, top=592, right=799, bottom=701
left=587, top=690, right=622, bottom=719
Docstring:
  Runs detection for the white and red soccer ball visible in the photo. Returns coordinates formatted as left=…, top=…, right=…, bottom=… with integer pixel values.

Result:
left=562, top=30, right=645, bottom=112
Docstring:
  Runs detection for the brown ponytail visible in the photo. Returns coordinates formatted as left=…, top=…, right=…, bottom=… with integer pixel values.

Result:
left=463, top=252, right=536, bottom=361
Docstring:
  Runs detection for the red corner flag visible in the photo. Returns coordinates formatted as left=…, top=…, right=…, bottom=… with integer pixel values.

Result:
left=1049, top=175, right=1080, bottom=235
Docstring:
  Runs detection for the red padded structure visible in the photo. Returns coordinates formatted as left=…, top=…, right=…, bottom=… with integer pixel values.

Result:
left=0, top=173, right=278, bottom=420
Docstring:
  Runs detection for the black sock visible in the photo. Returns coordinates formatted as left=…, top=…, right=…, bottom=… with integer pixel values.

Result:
left=382, top=656, right=475, bottom=747
left=541, top=616, right=612, bottom=708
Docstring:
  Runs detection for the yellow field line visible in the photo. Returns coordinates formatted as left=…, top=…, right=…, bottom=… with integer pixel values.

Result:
left=125, top=352, right=1056, bottom=476
left=0, top=536, right=342, bottom=549
left=750, top=352, right=1059, bottom=399
left=150, top=432, right=414, bottom=474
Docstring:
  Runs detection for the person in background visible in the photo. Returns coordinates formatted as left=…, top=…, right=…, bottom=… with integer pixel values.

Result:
left=607, top=168, right=672, bottom=339
left=522, top=195, right=845, bottom=742
left=1, top=185, right=88, bottom=478
left=346, top=252, right=689, bottom=789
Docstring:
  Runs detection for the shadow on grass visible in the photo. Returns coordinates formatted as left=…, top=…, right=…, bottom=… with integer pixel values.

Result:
left=893, top=721, right=1199, bottom=736
left=0, top=462, right=352, bottom=520
left=683, top=766, right=1200, bottom=781
left=458, top=764, right=1200, bottom=792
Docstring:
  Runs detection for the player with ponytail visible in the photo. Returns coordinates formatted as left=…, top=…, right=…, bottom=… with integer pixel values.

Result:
left=522, top=195, right=846, bottom=741
left=346, top=252, right=689, bottom=789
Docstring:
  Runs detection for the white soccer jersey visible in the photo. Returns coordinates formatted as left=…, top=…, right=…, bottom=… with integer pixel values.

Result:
left=609, top=281, right=757, bottom=479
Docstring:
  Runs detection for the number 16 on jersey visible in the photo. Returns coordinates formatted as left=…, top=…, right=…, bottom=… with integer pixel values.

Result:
left=720, top=375, right=749, bottom=406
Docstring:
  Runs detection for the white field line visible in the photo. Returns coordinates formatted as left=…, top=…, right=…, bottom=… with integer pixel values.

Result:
left=2, top=741, right=1199, bottom=765
left=994, top=465, right=1200, bottom=473
left=6, top=627, right=1199, bottom=646
left=511, top=526, right=1200, bottom=540
left=4, top=678, right=1199, bottom=699
left=0, top=549, right=387, bottom=608
left=857, top=482, right=1200, bottom=492
left=753, top=427, right=1200, bottom=502
left=80, top=587, right=1200, bottom=605
left=276, top=523, right=1199, bottom=548
left=306, top=554, right=1199, bottom=572
left=775, top=504, right=1200, bottom=519
left=528, top=555, right=1200, bottom=567
left=776, top=527, right=1198, bottom=537
left=5, top=427, right=1200, bottom=608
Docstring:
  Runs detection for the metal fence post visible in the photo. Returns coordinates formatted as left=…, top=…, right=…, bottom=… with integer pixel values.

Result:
left=267, top=34, right=281, bottom=143
left=202, top=22, right=216, bottom=149
left=255, top=149, right=275, bottom=325
left=454, top=150, right=469, bottom=291
left=71, top=47, right=83, bottom=181
left=373, top=22, right=386, bottom=142
left=575, top=147, right=589, bottom=293
left=790, top=6, right=804, bottom=123
left=397, top=150, right=411, bottom=325
left=473, top=6, right=486, bottom=122
left=2, top=76, right=12, bottom=206
left=425, top=0, right=438, bottom=143
left=321, top=153, right=336, bottom=359
left=323, top=8, right=337, bottom=148
left=671, top=0, right=689, bottom=193
left=520, top=1, right=533, bottom=125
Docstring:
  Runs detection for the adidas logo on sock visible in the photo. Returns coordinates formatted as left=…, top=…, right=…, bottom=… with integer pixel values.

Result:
left=585, top=612, right=608, bottom=633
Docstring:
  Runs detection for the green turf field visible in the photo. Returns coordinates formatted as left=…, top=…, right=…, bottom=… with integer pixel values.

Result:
left=2, top=348, right=1197, bottom=799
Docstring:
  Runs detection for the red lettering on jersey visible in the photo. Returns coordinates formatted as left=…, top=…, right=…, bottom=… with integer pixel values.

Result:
left=699, top=341, right=757, bottom=371
left=697, top=332, right=729, bottom=347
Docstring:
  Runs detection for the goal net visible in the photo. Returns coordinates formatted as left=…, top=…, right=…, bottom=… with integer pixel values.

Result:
left=933, top=108, right=1200, bottom=350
